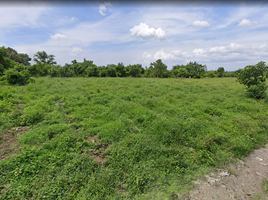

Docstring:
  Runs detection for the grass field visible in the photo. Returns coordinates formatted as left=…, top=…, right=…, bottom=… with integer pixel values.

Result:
left=1, top=77, right=268, bottom=199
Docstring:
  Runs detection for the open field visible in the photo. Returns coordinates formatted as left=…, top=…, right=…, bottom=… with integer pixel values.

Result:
left=1, top=77, right=268, bottom=199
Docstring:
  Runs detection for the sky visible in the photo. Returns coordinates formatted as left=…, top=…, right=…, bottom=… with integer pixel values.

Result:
left=1, top=1, right=268, bottom=71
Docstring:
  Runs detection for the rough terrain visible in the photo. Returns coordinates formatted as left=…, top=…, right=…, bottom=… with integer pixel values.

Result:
left=181, top=145, right=268, bottom=200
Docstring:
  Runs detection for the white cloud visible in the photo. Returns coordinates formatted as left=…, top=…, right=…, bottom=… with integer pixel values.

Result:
left=51, top=33, right=68, bottom=40
left=193, top=48, right=206, bottom=55
left=209, top=43, right=247, bottom=53
left=72, top=47, right=82, bottom=53
left=193, top=21, right=210, bottom=26
left=142, top=51, right=152, bottom=59
left=154, top=49, right=183, bottom=60
left=99, top=2, right=112, bottom=16
left=71, top=17, right=78, bottom=21
left=259, top=44, right=268, bottom=49
left=238, top=19, right=257, bottom=26
left=130, top=23, right=166, bottom=41
left=0, top=5, right=50, bottom=29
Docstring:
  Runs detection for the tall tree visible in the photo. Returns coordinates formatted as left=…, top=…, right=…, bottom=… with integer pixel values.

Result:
left=237, top=61, right=268, bottom=99
left=5, top=47, right=31, bottom=66
left=177, top=68, right=188, bottom=78
left=150, top=59, right=167, bottom=78
left=115, top=62, right=126, bottom=77
left=185, top=61, right=207, bottom=78
left=217, top=67, right=225, bottom=77
left=128, top=64, right=143, bottom=77
left=33, top=51, right=57, bottom=65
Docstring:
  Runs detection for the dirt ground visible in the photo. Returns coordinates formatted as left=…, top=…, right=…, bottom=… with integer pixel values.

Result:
left=180, top=145, right=268, bottom=200
left=0, top=126, right=29, bottom=160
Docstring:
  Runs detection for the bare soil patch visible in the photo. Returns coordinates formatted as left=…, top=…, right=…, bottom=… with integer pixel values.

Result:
left=84, top=136, right=108, bottom=165
left=180, top=145, right=268, bottom=200
left=0, top=126, right=29, bottom=160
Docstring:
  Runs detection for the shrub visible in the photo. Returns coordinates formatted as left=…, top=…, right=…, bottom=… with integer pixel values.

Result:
left=205, top=71, right=216, bottom=78
left=246, top=83, right=267, bottom=99
left=237, top=61, right=268, bottom=99
left=5, top=68, right=31, bottom=85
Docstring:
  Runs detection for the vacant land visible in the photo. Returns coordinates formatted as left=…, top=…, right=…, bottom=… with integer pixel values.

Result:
left=0, top=77, right=268, bottom=199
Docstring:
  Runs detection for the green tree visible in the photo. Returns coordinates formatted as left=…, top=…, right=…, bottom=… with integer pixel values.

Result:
left=172, top=64, right=186, bottom=78
left=216, top=67, right=225, bottom=77
left=106, top=64, right=117, bottom=77
left=144, top=66, right=156, bottom=78
left=177, top=68, right=188, bottom=77
left=33, top=51, right=57, bottom=65
left=115, top=62, right=126, bottom=77
left=98, top=66, right=107, bottom=77
left=185, top=61, right=207, bottom=78
left=71, top=59, right=78, bottom=65
left=128, top=64, right=143, bottom=77
left=19, top=53, right=32, bottom=66
left=5, top=47, right=31, bottom=66
left=150, top=59, right=167, bottom=78
left=237, top=61, right=268, bottom=99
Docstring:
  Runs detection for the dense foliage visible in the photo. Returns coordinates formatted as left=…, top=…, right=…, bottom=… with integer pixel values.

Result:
left=237, top=61, right=268, bottom=99
left=0, top=46, right=241, bottom=83
left=5, top=69, right=31, bottom=85
left=1, top=77, right=268, bottom=199
left=0, top=47, right=31, bottom=85
left=5, top=47, right=31, bottom=66
left=33, top=51, right=57, bottom=65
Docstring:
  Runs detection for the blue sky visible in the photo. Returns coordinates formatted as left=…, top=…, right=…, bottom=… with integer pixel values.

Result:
left=1, top=1, right=268, bottom=71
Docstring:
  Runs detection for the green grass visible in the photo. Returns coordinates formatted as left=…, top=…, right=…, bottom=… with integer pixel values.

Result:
left=0, top=77, right=268, bottom=199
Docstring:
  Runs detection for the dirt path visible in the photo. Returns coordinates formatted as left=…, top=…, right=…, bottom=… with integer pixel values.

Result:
left=181, top=145, right=268, bottom=200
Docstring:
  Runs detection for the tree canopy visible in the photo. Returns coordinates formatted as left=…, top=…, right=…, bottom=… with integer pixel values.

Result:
left=237, top=61, right=268, bottom=99
left=150, top=59, right=167, bottom=78
left=33, top=51, right=57, bottom=65
left=5, top=47, right=31, bottom=66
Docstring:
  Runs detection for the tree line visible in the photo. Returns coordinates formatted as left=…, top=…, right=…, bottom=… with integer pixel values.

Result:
left=0, top=46, right=240, bottom=85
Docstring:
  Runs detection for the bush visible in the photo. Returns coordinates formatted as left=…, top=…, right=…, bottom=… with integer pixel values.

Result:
left=205, top=71, right=216, bottom=78
left=246, top=83, right=267, bottom=99
left=5, top=69, right=31, bottom=85
left=237, top=61, right=268, bottom=99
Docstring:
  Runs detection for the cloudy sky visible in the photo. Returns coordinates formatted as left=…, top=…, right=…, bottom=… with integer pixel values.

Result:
left=1, top=1, right=268, bottom=71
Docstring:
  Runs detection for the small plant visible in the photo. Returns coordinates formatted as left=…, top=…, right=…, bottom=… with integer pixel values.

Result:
left=237, top=61, right=268, bottom=99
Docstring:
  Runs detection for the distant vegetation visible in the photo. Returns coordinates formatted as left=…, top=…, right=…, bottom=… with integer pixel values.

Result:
left=3, top=45, right=267, bottom=101
left=0, top=46, right=239, bottom=82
